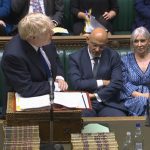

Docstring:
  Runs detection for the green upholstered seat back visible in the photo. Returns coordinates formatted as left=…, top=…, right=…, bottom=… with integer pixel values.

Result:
left=57, top=49, right=66, bottom=83
left=64, top=49, right=78, bottom=90
left=113, top=0, right=135, bottom=34
left=63, top=0, right=73, bottom=33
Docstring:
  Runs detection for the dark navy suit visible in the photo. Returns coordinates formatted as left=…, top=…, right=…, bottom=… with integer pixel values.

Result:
left=71, top=0, right=119, bottom=34
left=11, top=0, right=64, bottom=26
left=1, top=35, right=64, bottom=117
left=132, top=0, right=150, bottom=32
left=69, top=46, right=127, bottom=117
left=0, top=0, right=10, bottom=17
left=0, top=0, right=13, bottom=35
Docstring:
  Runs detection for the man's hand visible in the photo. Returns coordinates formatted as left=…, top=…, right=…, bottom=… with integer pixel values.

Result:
left=0, top=20, right=6, bottom=27
left=78, top=12, right=90, bottom=22
left=88, top=93, right=96, bottom=99
left=132, top=91, right=150, bottom=98
left=102, top=11, right=116, bottom=20
left=103, top=80, right=110, bottom=86
left=55, top=79, right=68, bottom=91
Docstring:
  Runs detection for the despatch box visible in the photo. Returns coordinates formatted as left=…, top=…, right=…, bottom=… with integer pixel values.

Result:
left=6, top=92, right=82, bottom=143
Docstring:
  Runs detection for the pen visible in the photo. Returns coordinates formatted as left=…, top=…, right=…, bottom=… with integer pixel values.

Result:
left=81, top=92, right=87, bottom=109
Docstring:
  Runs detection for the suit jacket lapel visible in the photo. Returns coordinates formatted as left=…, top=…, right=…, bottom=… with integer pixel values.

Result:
left=25, top=43, right=47, bottom=77
left=81, top=48, right=93, bottom=78
left=44, top=0, right=53, bottom=15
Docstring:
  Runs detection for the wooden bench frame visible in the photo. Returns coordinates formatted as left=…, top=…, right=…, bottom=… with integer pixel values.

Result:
left=0, top=35, right=131, bottom=50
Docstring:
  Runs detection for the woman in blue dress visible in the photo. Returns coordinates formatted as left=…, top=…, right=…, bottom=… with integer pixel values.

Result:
left=120, top=26, right=150, bottom=116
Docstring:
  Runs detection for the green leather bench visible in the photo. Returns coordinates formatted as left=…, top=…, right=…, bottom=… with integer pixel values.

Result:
left=112, top=0, right=135, bottom=34
left=64, top=0, right=135, bottom=35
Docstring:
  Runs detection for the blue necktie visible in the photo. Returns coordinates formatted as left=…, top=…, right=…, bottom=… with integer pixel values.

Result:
left=38, top=48, right=52, bottom=78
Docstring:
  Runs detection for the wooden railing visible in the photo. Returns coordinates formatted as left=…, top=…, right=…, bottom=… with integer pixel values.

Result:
left=0, top=35, right=131, bottom=50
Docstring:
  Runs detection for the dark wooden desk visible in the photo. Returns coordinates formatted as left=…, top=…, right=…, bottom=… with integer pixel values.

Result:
left=6, top=92, right=82, bottom=143
left=1, top=117, right=150, bottom=150
left=5, top=92, right=150, bottom=150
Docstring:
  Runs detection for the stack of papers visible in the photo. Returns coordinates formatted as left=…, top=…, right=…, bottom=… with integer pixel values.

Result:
left=53, top=27, right=69, bottom=34
left=15, top=92, right=91, bottom=111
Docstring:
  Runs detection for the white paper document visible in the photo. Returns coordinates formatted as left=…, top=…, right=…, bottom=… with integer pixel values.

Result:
left=15, top=92, right=91, bottom=111
left=53, top=27, right=69, bottom=34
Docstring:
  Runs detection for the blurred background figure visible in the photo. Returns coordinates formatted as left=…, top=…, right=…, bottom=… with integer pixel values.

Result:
left=0, top=0, right=13, bottom=35
left=70, top=0, right=119, bottom=35
left=10, top=0, right=64, bottom=34
left=132, top=0, right=150, bottom=32
left=120, top=26, right=150, bottom=116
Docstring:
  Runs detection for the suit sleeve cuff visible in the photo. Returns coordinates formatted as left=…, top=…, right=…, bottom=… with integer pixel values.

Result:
left=52, top=20, right=58, bottom=26
left=94, top=93, right=102, bottom=102
left=96, top=80, right=103, bottom=87
left=56, top=76, right=64, bottom=80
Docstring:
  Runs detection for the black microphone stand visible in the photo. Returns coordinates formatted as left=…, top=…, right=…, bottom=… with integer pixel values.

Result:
left=49, top=77, right=54, bottom=146
left=40, top=78, right=64, bottom=150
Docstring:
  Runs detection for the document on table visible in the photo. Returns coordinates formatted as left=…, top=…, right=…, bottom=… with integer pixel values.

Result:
left=53, top=27, right=69, bottom=34
left=15, top=92, right=91, bottom=111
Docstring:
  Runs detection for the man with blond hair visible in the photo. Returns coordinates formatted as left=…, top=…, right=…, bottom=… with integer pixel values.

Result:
left=1, top=13, right=68, bottom=118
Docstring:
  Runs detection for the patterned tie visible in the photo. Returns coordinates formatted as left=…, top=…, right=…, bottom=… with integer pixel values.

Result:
left=38, top=48, right=52, bottom=78
left=93, top=57, right=99, bottom=78
left=31, top=0, right=42, bottom=13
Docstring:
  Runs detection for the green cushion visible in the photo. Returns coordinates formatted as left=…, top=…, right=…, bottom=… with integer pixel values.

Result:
left=63, top=0, right=73, bottom=32
left=113, top=0, right=135, bottom=34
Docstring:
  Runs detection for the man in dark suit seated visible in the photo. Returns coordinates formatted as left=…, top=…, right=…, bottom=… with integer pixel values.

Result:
left=10, top=0, right=64, bottom=35
left=68, top=27, right=127, bottom=117
left=1, top=13, right=68, bottom=118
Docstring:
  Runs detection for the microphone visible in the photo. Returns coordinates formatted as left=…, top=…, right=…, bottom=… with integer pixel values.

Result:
left=48, top=77, right=64, bottom=150
left=49, top=77, right=54, bottom=102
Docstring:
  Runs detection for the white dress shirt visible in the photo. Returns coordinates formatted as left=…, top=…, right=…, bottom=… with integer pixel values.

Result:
left=32, top=45, right=64, bottom=91
left=29, top=0, right=45, bottom=14
left=88, top=48, right=103, bottom=102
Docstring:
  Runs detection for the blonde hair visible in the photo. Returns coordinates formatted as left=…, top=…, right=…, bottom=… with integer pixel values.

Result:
left=130, top=26, right=150, bottom=50
left=18, top=13, right=54, bottom=40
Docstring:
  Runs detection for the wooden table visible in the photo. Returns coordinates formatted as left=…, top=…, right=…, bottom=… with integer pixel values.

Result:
left=5, top=92, right=150, bottom=150
left=6, top=92, right=82, bottom=143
